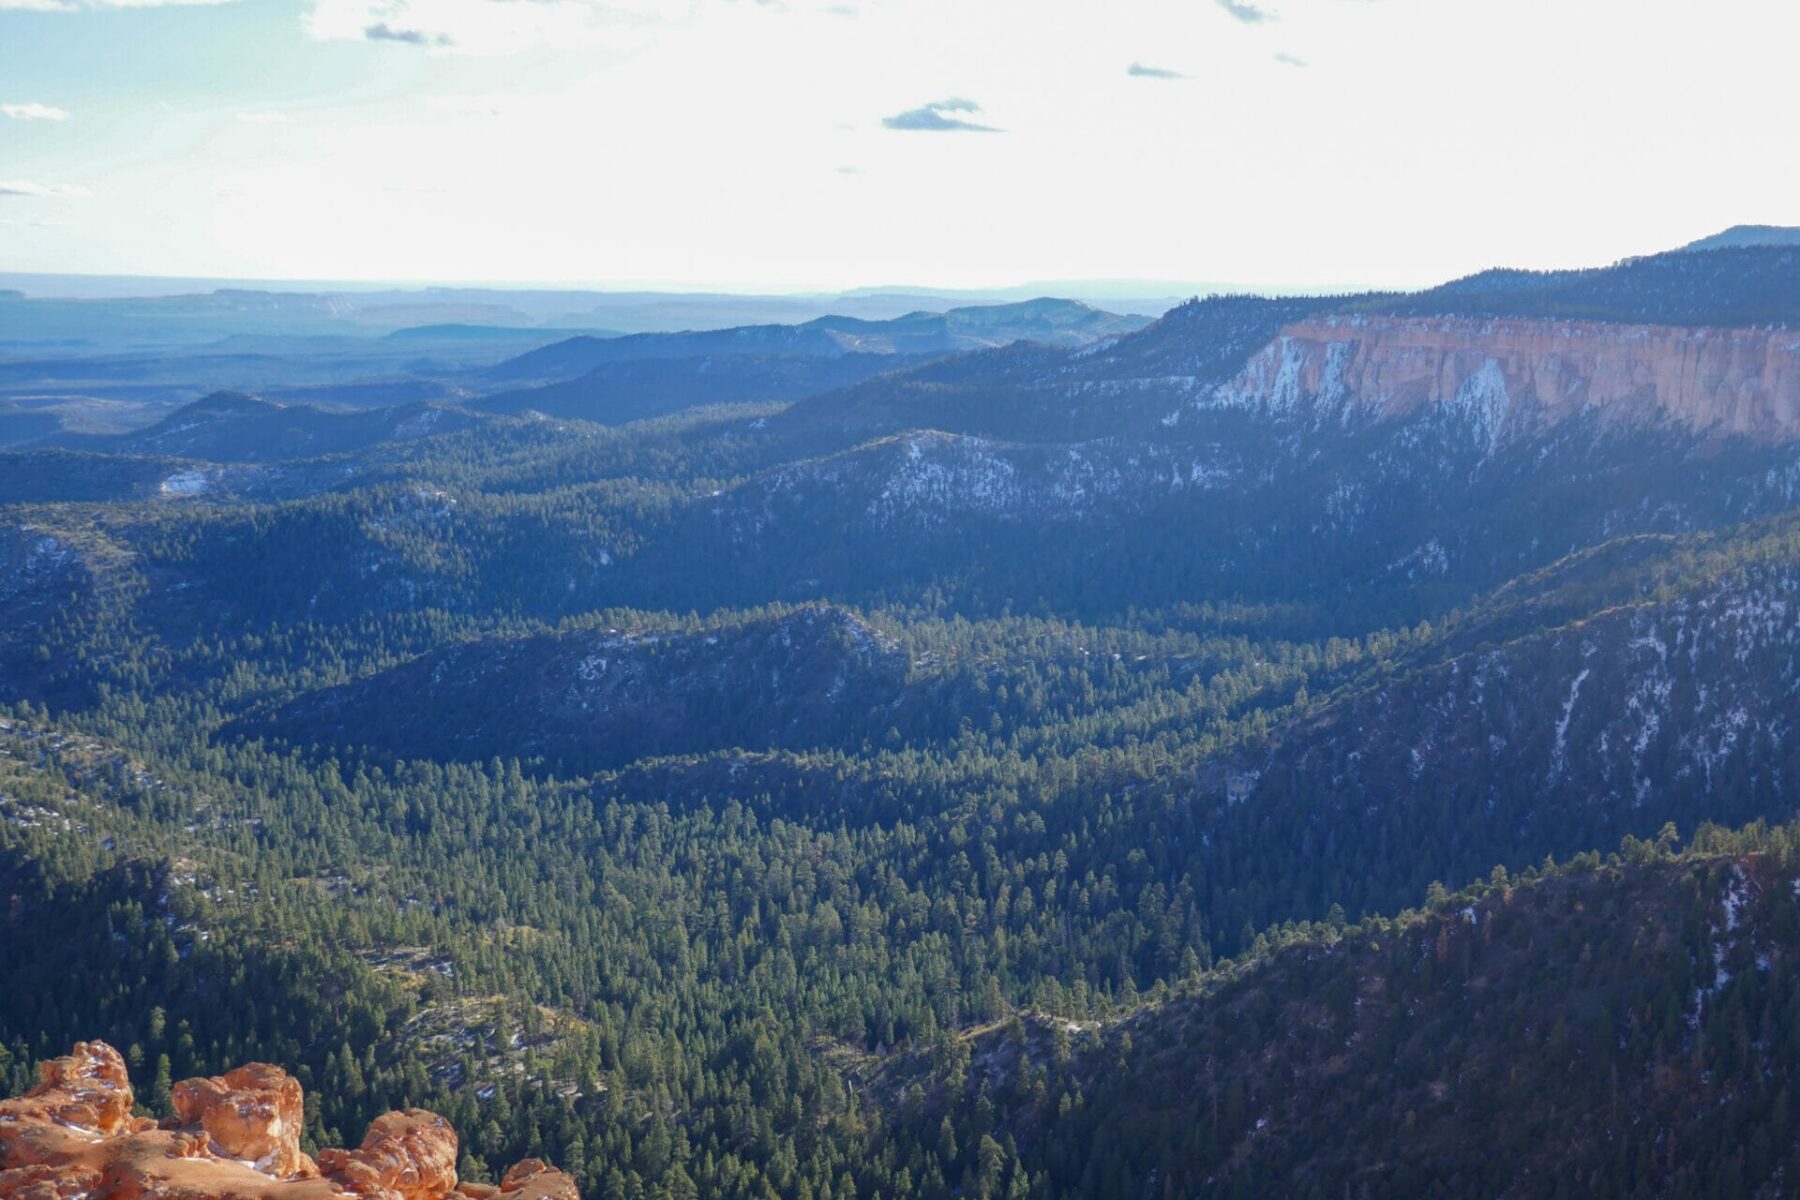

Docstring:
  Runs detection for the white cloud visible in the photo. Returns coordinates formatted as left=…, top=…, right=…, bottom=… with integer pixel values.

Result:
left=363, top=20, right=453, bottom=46
left=235, top=110, right=289, bottom=124
left=882, top=97, right=999, bottom=132
left=1214, top=0, right=1274, bottom=23
left=1, top=102, right=71, bottom=120
left=0, top=180, right=90, bottom=198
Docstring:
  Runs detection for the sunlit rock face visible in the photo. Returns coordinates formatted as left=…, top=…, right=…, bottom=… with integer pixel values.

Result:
left=171, top=1063, right=309, bottom=1179
left=0, top=1042, right=578, bottom=1200
left=1208, top=317, right=1800, bottom=448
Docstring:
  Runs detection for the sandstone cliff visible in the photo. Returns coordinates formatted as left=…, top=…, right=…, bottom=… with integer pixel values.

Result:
left=0, top=1042, right=577, bottom=1200
left=1207, top=317, right=1800, bottom=448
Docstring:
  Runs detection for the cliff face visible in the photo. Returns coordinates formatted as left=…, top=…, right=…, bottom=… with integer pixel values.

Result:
left=0, top=1042, right=577, bottom=1200
left=1208, top=317, right=1800, bottom=447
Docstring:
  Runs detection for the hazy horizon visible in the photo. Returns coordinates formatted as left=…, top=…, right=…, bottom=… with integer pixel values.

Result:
left=0, top=266, right=1355, bottom=303
left=0, top=221, right=1769, bottom=304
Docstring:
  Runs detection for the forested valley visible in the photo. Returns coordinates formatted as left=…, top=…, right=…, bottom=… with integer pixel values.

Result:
left=5, top=239, right=1800, bottom=1199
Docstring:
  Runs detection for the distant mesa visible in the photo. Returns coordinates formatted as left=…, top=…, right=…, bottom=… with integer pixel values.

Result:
left=0, top=1040, right=579, bottom=1200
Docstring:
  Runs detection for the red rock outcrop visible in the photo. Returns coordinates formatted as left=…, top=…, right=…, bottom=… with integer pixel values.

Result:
left=1210, top=316, right=1800, bottom=445
left=315, top=1113, right=457, bottom=1200
left=0, top=1043, right=577, bottom=1200
left=172, top=1064, right=309, bottom=1178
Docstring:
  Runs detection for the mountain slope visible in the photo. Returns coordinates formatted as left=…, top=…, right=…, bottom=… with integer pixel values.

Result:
left=1187, top=521, right=1800, bottom=929
left=249, top=605, right=910, bottom=769
left=767, top=295, right=1329, bottom=451
left=889, top=833, right=1800, bottom=1199
left=1364, top=243, right=1800, bottom=327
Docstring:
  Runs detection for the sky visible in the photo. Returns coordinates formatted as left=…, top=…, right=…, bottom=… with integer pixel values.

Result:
left=1, top=0, right=1796, bottom=293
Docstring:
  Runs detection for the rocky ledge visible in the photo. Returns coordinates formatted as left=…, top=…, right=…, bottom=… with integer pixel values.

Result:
left=0, top=1042, right=577, bottom=1200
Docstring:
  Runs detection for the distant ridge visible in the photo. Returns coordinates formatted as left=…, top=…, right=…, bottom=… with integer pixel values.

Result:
left=483, top=298, right=1149, bottom=384
left=382, top=322, right=621, bottom=343
left=37, top=390, right=493, bottom=462
left=1678, top=224, right=1800, bottom=252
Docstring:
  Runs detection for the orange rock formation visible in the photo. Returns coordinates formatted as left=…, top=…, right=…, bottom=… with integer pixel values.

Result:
left=1213, top=317, right=1800, bottom=444
left=0, top=1043, right=577, bottom=1200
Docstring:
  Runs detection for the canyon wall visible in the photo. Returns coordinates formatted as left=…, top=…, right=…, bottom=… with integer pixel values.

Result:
left=1209, top=316, right=1800, bottom=445
left=0, top=1042, right=577, bottom=1200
